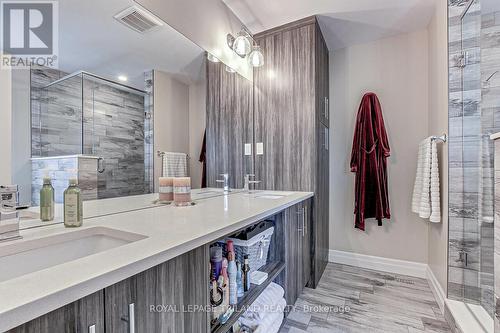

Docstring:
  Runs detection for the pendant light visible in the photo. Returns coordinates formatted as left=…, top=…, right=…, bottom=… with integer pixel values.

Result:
left=248, top=46, right=264, bottom=67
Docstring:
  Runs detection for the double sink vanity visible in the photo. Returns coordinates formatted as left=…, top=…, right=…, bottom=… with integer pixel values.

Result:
left=0, top=189, right=314, bottom=332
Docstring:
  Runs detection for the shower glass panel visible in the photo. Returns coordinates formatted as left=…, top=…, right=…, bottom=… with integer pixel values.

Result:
left=447, top=0, right=495, bottom=318
left=31, top=69, right=151, bottom=202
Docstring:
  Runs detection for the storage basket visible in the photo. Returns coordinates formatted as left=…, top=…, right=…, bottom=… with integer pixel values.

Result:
left=227, top=226, right=274, bottom=273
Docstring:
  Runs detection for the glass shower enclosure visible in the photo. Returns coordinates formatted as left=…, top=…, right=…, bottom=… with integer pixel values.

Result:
left=448, top=0, right=495, bottom=318
left=31, top=69, right=153, bottom=204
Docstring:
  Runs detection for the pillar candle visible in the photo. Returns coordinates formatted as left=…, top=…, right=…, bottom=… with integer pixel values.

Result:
left=173, top=177, right=191, bottom=206
left=159, top=177, right=174, bottom=202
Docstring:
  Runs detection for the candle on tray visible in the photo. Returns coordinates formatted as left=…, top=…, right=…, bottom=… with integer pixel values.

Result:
left=173, top=177, right=191, bottom=206
left=159, top=177, right=174, bottom=202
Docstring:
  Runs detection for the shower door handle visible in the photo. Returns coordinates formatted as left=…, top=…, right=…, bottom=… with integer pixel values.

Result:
left=97, top=157, right=105, bottom=173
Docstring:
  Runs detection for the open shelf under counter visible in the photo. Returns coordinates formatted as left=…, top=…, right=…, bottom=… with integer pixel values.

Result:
left=211, top=260, right=286, bottom=333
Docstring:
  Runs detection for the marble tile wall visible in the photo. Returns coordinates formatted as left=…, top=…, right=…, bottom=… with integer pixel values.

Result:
left=447, top=0, right=496, bottom=318
left=31, top=156, right=98, bottom=204
left=31, top=67, right=151, bottom=200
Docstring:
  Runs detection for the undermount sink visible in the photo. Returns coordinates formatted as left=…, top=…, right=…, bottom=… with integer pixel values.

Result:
left=0, top=227, right=147, bottom=283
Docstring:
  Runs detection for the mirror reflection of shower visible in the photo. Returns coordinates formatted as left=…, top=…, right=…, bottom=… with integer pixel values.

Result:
left=31, top=68, right=152, bottom=205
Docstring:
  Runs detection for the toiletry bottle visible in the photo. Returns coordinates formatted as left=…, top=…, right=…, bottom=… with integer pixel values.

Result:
left=227, top=252, right=237, bottom=305
left=64, top=178, right=82, bottom=227
left=40, top=176, right=54, bottom=221
left=242, top=254, right=251, bottom=292
left=236, top=261, right=244, bottom=297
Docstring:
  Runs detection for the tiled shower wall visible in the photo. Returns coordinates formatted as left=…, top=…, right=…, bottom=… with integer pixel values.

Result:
left=448, top=0, right=496, bottom=317
left=31, top=67, right=150, bottom=199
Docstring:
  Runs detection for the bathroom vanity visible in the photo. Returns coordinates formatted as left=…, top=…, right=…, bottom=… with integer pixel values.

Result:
left=0, top=191, right=313, bottom=333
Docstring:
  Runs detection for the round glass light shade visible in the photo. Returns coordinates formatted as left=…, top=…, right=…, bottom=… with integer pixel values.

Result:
left=248, top=47, right=264, bottom=67
left=233, top=33, right=251, bottom=56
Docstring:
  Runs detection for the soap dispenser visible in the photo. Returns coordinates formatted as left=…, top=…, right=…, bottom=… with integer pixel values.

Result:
left=40, top=176, right=55, bottom=221
left=63, top=178, right=82, bottom=227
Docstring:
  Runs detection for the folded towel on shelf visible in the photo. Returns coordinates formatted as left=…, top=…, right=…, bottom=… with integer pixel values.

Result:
left=239, top=297, right=286, bottom=331
left=240, top=282, right=285, bottom=322
left=253, top=305, right=285, bottom=333
left=162, top=152, right=188, bottom=177
left=411, top=137, right=441, bottom=222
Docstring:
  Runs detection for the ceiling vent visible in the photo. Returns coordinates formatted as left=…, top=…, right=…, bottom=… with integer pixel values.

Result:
left=114, top=5, right=164, bottom=34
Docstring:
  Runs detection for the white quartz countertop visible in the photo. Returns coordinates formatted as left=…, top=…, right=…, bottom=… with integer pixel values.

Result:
left=0, top=190, right=313, bottom=331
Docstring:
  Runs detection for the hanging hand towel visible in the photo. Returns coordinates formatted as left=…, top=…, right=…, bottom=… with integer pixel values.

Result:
left=412, top=137, right=441, bottom=223
left=162, top=152, right=188, bottom=177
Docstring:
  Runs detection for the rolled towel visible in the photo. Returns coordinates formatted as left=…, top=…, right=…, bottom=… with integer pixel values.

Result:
left=239, top=297, right=286, bottom=329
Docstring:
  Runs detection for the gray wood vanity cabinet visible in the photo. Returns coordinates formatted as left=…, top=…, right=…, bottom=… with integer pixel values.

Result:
left=7, top=291, right=104, bottom=333
left=6, top=199, right=313, bottom=333
left=253, top=16, right=330, bottom=288
left=283, top=200, right=313, bottom=306
left=104, top=245, right=209, bottom=333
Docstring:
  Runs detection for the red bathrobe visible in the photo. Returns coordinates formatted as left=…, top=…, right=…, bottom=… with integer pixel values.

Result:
left=350, top=93, right=391, bottom=231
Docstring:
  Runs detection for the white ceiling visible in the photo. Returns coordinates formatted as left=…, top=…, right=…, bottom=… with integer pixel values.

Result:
left=57, top=0, right=205, bottom=89
left=223, top=0, right=437, bottom=50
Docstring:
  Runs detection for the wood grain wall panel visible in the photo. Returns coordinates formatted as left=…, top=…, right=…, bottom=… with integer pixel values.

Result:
left=206, top=60, right=253, bottom=190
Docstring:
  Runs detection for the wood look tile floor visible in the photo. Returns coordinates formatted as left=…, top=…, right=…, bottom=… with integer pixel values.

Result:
left=280, top=263, right=452, bottom=333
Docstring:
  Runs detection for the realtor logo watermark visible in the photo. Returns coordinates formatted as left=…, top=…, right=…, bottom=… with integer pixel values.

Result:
left=1, top=0, right=58, bottom=68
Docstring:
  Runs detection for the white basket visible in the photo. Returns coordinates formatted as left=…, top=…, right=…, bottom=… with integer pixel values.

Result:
left=227, top=227, right=274, bottom=273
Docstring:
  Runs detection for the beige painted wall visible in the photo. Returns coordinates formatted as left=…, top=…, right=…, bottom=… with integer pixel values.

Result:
left=427, top=0, right=449, bottom=293
left=136, top=0, right=252, bottom=81
left=0, top=66, right=12, bottom=185
left=329, top=30, right=431, bottom=263
left=153, top=70, right=190, bottom=191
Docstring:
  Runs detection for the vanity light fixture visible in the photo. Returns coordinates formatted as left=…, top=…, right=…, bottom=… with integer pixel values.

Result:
left=118, top=75, right=128, bottom=82
left=227, top=28, right=264, bottom=68
left=232, top=31, right=252, bottom=56
left=248, top=46, right=264, bottom=67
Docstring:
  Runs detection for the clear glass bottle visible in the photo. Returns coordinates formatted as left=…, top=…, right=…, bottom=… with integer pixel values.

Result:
left=64, top=178, right=82, bottom=227
left=40, top=176, right=54, bottom=221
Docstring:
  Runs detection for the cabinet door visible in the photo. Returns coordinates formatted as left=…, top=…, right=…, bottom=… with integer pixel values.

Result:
left=285, top=202, right=310, bottom=305
left=105, top=246, right=209, bottom=333
left=8, top=291, right=104, bottom=333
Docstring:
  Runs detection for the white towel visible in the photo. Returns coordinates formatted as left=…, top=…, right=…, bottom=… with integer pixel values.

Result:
left=162, top=152, right=188, bottom=177
left=239, top=297, right=286, bottom=331
left=254, top=306, right=285, bottom=333
left=412, top=137, right=441, bottom=223
left=239, top=282, right=285, bottom=323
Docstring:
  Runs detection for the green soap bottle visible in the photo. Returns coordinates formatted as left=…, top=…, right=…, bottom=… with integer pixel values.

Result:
left=40, top=176, right=55, bottom=221
left=64, top=178, right=82, bottom=227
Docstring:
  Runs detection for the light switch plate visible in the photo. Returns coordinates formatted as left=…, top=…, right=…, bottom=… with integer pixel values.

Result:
left=244, top=143, right=252, bottom=156
left=256, top=142, right=264, bottom=155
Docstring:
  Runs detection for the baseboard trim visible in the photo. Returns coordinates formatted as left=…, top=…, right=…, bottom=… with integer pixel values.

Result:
left=426, top=265, right=446, bottom=312
left=328, top=250, right=428, bottom=279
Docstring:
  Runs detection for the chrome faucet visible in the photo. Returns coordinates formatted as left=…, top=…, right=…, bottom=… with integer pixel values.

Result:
left=244, top=174, right=261, bottom=193
left=216, top=173, right=230, bottom=193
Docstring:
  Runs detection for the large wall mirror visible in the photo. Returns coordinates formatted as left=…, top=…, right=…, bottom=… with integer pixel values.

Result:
left=4, top=0, right=254, bottom=230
